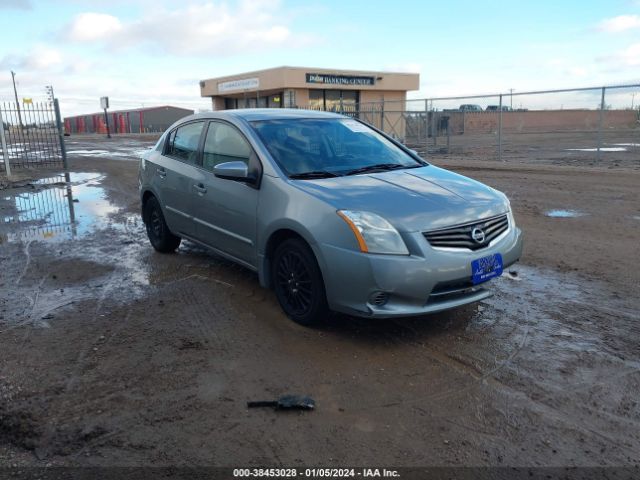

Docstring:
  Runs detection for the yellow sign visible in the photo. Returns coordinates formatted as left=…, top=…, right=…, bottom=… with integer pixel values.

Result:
left=23, top=98, right=33, bottom=104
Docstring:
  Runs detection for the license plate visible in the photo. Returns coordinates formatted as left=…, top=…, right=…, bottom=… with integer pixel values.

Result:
left=471, top=253, right=503, bottom=285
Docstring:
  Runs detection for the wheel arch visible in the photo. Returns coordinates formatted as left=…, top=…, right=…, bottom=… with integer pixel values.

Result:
left=141, top=189, right=157, bottom=223
left=259, top=226, right=327, bottom=290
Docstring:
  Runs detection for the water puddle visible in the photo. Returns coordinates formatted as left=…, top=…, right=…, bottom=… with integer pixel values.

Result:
left=545, top=209, right=587, bottom=218
left=67, top=147, right=151, bottom=160
left=565, top=147, right=627, bottom=152
left=66, top=149, right=110, bottom=155
left=0, top=172, right=132, bottom=243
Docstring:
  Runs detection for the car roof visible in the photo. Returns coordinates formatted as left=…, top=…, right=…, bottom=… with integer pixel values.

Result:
left=186, top=108, right=347, bottom=123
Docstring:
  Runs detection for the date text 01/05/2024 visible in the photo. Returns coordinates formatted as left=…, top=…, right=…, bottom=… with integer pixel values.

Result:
left=232, top=468, right=400, bottom=477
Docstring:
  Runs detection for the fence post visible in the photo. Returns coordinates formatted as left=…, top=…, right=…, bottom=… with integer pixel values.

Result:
left=597, top=87, right=606, bottom=162
left=53, top=99, right=68, bottom=169
left=498, top=93, right=503, bottom=162
left=0, top=106, right=11, bottom=177
left=424, top=99, right=429, bottom=160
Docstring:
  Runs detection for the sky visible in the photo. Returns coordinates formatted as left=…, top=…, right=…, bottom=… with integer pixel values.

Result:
left=0, top=0, right=639, bottom=116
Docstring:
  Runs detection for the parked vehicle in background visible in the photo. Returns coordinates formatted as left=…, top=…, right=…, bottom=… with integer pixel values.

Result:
left=459, top=104, right=483, bottom=112
left=486, top=105, right=513, bottom=111
left=138, top=109, right=523, bottom=326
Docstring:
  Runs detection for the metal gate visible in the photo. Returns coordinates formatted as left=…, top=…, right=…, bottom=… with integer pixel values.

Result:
left=0, top=99, right=67, bottom=176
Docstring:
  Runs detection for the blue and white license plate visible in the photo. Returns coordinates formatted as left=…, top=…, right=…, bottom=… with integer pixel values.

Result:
left=471, top=253, right=503, bottom=285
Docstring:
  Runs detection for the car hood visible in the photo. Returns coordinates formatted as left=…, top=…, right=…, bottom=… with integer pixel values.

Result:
left=291, top=165, right=509, bottom=232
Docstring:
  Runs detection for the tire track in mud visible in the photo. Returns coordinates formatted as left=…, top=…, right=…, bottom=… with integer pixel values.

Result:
left=163, top=275, right=236, bottom=355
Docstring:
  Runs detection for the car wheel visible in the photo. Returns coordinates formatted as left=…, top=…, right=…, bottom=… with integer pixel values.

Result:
left=144, top=196, right=181, bottom=253
left=272, top=238, right=329, bottom=326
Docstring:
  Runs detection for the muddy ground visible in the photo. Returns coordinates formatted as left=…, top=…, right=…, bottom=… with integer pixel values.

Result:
left=0, top=134, right=639, bottom=469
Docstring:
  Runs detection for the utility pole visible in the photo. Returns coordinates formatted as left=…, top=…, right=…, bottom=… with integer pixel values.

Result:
left=11, top=70, right=24, bottom=129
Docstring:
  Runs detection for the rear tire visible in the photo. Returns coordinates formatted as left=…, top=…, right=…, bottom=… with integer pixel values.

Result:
left=144, top=196, right=181, bottom=253
left=272, top=238, right=329, bottom=326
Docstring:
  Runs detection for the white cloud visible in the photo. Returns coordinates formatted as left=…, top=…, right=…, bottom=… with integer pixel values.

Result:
left=61, top=1, right=314, bottom=56
left=0, top=0, right=31, bottom=9
left=66, top=12, right=123, bottom=41
left=597, top=14, right=640, bottom=33
left=616, top=43, right=640, bottom=65
left=599, top=43, right=640, bottom=67
left=0, top=44, right=63, bottom=71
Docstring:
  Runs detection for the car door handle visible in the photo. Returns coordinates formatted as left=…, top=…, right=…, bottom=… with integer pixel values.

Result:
left=193, top=183, right=207, bottom=195
left=157, top=168, right=166, bottom=179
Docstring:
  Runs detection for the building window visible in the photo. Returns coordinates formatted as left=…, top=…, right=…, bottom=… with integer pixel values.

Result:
left=268, top=94, right=282, bottom=108
left=225, top=98, right=237, bottom=110
left=309, top=90, right=324, bottom=110
left=307, top=89, right=359, bottom=113
left=284, top=90, right=296, bottom=108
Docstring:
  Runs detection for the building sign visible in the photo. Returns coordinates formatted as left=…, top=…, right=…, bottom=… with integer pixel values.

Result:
left=306, top=73, right=375, bottom=86
left=218, top=77, right=260, bottom=93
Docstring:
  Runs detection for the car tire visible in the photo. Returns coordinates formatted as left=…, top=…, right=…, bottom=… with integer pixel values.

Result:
left=272, top=238, right=329, bottom=326
left=144, top=196, right=181, bottom=253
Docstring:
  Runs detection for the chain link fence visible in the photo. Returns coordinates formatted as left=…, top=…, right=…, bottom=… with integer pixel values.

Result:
left=305, top=84, right=640, bottom=167
left=0, top=99, right=67, bottom=176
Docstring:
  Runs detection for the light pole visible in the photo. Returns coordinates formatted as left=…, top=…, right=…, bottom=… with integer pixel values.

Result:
left=45, top=85, right=55, bottom=105
left=509, top=88, right=514, bottom=110
left=10, top=70, right=24, bottom=129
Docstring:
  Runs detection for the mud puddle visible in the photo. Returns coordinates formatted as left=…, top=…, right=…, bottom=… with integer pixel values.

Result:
left=66, top=148, right=151, bottom=160
left=565, top=147, right=627, bottom=152
left=545, top=209, right=587, bottom=218
left=1, top=172, right=138, bottom=243
left=66, top=138, right=154, bottom=161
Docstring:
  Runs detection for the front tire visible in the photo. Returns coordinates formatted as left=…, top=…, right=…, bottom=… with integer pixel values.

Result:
left=144, top=196, right=181, bottom=253
left=272, top=238, right=329, bottom=326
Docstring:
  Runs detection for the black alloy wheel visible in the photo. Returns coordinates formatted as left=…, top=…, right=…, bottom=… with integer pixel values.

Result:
left=272, top=238, right=329, bottom=326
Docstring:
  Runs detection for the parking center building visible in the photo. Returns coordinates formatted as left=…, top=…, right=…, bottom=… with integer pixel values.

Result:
left=199, top=66, right=419, bottom=136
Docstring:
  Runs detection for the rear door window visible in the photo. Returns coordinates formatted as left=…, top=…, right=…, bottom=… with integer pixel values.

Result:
left=166, top=121, right=205, bottom=164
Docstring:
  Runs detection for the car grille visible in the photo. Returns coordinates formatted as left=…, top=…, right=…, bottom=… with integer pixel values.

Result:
left=423, top=213, right=509, bottom=251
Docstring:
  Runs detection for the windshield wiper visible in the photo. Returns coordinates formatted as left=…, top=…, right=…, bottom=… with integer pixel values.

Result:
left=289, top=170, right=341, bottom=179
left=343, top=163, right=418, bottom=176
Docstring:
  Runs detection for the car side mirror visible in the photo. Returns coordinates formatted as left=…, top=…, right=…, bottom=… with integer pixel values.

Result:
left=213, top=161, right=250, bottom=182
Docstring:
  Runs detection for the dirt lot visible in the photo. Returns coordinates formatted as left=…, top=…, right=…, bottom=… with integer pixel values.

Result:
left=0, top=133, right=639, bottom=469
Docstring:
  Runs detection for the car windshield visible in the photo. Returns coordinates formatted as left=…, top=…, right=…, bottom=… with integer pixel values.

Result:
left=250, top=118, right=425, bottom=178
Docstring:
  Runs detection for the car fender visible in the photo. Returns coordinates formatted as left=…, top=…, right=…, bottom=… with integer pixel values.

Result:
left=257, top=218, right=330, bottom=289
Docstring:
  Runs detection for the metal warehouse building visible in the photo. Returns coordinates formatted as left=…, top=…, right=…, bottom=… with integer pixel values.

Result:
left=64, top=106, right=194, bottom=135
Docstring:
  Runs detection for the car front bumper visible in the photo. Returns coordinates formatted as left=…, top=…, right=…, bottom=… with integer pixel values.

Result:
left=316, top=225, right=523, bottom=318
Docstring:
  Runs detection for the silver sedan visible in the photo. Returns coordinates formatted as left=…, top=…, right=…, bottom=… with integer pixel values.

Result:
left=138, top=109, right=523, bottom=325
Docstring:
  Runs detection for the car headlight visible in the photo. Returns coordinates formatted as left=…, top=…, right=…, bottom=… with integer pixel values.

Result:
left=337, top=210, right=409, bottom=255
left=507, top=207, right=516, bottom=228
left=503, top=196, right=516, bottom=228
